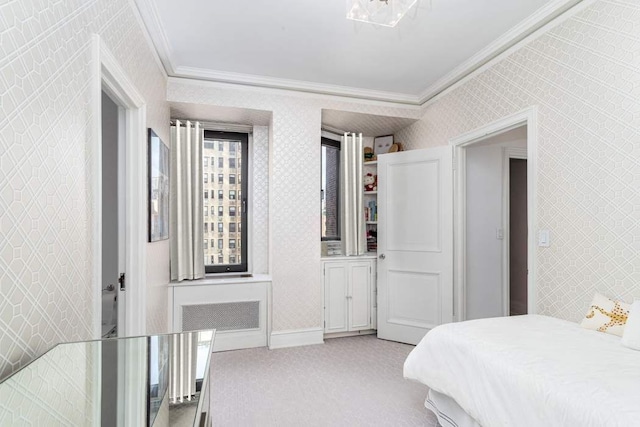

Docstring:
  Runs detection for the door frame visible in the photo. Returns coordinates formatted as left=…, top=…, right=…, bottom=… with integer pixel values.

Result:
left=91, top=34, right=147, bottom=337
left=450, top=107, right=538, bottom=321
left=502, top=147, right=528, bottom=316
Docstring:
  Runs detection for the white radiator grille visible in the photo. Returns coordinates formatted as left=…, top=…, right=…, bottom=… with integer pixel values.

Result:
left=182, top=301, right=260, bottom=332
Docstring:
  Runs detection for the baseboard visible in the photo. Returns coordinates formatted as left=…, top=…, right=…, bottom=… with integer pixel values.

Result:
left=324, top=330, right=377, bottom=339
left=269, top=328, right=324, bottom=349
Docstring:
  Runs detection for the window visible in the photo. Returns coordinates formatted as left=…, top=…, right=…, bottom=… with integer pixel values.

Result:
left=321, top=137, right=340, bottom=241
left=203, top=173, right=208, bottom=183
left=204, top=157, right=208, bottom=167
left=204, top=190, right=208, bottom=199
left=202, top=131, right=249, bottom=273
left=204, top=207, right=208, bottom=217
left=203, top=240, right=208, bottom=250
left=204, top=223, right=208, bottom=233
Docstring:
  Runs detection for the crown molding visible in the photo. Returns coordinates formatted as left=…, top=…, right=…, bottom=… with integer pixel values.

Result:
left=132, top=0, right=177, bottom=75
left=416, top=0, right=585, bottom=104
left=136, top=0, right=587, bottom=106
left=174, top=66, right=421, bottom=105
left=127, top=0, right=167, bottom=78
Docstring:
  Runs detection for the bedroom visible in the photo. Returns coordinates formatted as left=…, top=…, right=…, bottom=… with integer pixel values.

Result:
left=0, top=0, right=639, bottom=425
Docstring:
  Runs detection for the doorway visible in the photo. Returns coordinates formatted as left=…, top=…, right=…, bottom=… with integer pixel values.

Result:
left=452, top=107, right=539, bottom=322
left=101, top=91, right=125, bottom=338
left=462, top=126, right=527, bottom=320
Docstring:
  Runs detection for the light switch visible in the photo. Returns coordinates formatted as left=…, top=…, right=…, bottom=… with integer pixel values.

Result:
left=496, top=228, right=504, bottom=240
left=538, top=230, right=550, bottom=247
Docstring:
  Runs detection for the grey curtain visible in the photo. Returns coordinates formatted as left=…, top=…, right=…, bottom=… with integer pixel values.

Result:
left=341, top=132, right=366, bottom=255
left=170, top=120, right=205, bottom=281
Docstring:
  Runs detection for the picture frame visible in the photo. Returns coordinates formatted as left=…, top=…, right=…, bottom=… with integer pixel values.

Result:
left=373, top=135, right=394, bottom=155
left=148, top=128, right=170, bottom=242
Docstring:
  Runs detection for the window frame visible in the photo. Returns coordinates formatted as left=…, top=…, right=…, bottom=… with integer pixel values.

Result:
left=321, top=137, right=341, bottom=241
left=203, top=130, right=249, bottom=274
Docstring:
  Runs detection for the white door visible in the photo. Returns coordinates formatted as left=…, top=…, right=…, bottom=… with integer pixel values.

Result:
left=348, top=261, right=372, bottom=331
left=324, top=262, right=348, bottom=333
left=377, top=146, right=453, bottom=345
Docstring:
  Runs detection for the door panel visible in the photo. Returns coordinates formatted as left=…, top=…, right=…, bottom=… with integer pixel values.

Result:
left=387, top=270, right=440, bottom=329
left=378, top=146, right=453, bottom=345
left=387, top=160, right=441, bottom=252
left=349, top=262, right=371, bottom=330
left=324, top=262, right=348, bottom=333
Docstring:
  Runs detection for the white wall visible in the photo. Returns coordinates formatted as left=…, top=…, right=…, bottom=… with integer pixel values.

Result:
left=465, top=128, right=526, bottom=320
left=397, top=0, right=640, bottom=322
left=0, top=0, right=170, bottom=380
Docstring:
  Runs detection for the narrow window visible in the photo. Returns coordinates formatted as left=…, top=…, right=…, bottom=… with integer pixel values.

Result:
left=321, top=137, right=341, bottom=241
left=202, top=131, right=249, bottom=273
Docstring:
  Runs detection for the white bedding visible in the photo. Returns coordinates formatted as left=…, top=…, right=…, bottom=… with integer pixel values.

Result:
left=404, top=315, right=640, bottom=427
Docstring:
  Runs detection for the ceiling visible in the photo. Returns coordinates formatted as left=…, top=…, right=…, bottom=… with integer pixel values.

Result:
left=322, top=109, right=418, bottom=137
left=136, top=0, right=577, bottom=103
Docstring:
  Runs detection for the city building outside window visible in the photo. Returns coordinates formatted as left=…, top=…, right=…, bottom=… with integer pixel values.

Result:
left=321, top=137, right=340, bottom=241
left=202, top=131, right=249, bottom=273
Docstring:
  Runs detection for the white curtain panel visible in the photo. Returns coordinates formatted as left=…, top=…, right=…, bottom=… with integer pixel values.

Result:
left=170, top=120, right=205, bottom=281
left=341, top=132, right=366, bottom=255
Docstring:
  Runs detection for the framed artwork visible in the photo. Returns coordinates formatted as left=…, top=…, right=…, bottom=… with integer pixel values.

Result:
left=373, top=135, right=394, bottom=155
left=148, top=129, right=169, bottom=242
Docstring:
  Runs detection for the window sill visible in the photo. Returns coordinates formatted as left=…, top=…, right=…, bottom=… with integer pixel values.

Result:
left=169, top=273, right=271, bottom=287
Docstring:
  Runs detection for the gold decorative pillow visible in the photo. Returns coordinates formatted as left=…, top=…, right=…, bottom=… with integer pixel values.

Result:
left=580, top=293, right=630, bottom=337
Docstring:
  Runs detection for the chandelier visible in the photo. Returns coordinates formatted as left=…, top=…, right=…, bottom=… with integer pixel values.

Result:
left=346, top=0, right=418, bottom=27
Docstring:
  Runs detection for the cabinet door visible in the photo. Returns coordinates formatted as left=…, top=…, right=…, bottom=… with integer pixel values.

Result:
left=324, top=262, right=348, bottom=333
left=348, top=261, right=372, bottom=331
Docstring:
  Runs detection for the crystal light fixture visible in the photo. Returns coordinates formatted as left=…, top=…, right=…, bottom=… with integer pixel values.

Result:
left=346, top=0, right=418, bottom=27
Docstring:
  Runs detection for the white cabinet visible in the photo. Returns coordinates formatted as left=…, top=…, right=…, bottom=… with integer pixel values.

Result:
left=323, top=258, right=376, bottom=334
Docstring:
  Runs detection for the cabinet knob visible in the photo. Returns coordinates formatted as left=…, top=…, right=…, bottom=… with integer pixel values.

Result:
left=379, top=253, right=386, bottom=260
left=346, top=295, right=352, bottom=299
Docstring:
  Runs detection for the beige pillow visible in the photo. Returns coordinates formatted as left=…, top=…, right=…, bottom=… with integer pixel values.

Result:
left=580, top=293, right=630, bottom=337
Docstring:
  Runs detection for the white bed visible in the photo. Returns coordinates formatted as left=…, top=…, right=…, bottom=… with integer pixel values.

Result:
left=404, top=315, right=640, bottom=427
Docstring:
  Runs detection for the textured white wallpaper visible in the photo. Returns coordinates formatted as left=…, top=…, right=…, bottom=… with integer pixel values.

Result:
left=168, top=79, right=419, bottom=331
left=0, top=0, right=170, bottom=379
left=396, top=0, right=640, bottom=322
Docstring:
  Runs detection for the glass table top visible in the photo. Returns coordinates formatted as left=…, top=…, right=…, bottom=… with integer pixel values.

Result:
left=0, top=330, right=215, bottom=426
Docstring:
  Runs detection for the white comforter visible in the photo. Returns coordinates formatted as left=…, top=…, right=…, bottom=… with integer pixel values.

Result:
left=404, top=315, right=640, bottom=427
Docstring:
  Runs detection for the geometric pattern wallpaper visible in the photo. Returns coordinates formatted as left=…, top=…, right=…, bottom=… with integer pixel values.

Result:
left=397, top=0, right=640, bottom=322
left=0, top=0, right=169, bottom=379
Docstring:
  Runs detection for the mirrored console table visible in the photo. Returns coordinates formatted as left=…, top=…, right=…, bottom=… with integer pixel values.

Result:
left=0, top=330, right=215, bottom=426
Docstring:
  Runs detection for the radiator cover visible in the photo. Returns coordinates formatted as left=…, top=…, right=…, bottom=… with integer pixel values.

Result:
left=182, top=301, right=260, bottom=332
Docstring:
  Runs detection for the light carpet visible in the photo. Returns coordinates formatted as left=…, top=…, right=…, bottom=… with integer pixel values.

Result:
left=210, top=335, right=439, bottom=426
